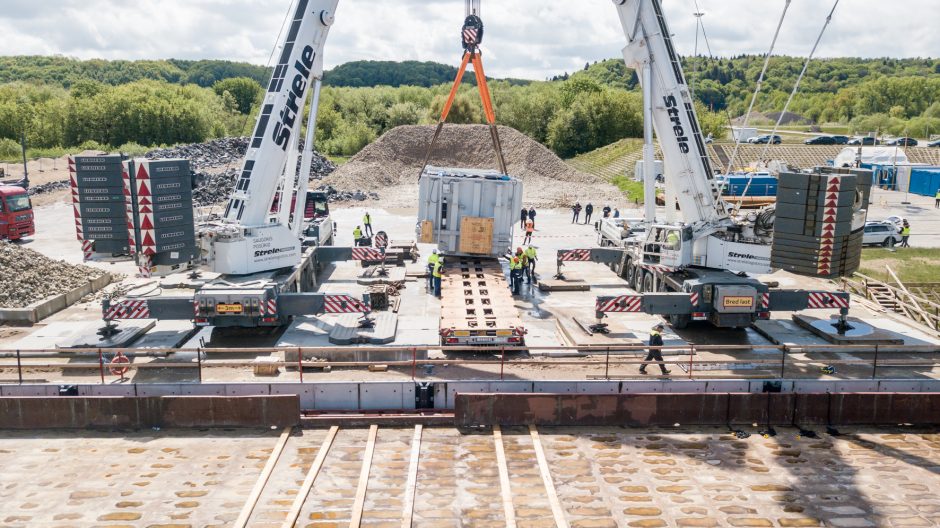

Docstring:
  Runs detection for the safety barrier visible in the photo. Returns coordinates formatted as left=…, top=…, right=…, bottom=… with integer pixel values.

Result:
left=454, top=392, right=940, bottom=427
left=0, top=395, right=300, bottom=429
left=0, top=343, right=938, bottom=385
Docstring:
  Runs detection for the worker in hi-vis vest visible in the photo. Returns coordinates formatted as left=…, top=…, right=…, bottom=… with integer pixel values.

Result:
left=363, top=212, right=374, bottom=237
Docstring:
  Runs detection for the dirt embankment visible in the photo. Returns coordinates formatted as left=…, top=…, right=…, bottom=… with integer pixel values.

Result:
left=323, top=124, right=622, bottom=208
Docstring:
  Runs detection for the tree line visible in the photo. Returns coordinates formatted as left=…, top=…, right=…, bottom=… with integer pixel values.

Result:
left=0, top=55, right=937, bottom=162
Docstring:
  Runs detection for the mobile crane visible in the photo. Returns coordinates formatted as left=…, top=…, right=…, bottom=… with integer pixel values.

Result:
left=104, top=0, right=856, bottom=334
left=103, top=0, right=374, bottom=330
left=555, top=0, right=855, bottom=329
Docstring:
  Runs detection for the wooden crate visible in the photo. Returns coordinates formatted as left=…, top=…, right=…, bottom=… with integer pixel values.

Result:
left=458, top=217, right=494, bottom=255
left=419, top=221, right=434, bottom=243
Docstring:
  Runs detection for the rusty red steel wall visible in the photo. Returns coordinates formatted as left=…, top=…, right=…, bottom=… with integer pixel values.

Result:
left=0, top=395, right=300, bottom=429
left=454, top=392, right=940, bottom=427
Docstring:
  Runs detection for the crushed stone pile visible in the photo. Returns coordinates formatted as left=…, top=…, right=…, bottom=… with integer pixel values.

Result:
left=28, top=180, right=70, bottom=196
left=0, top=242, right=108, bottom=308
left=322, top=124, right=621, bottom=207
left=147, top=137, right=339, bottom=206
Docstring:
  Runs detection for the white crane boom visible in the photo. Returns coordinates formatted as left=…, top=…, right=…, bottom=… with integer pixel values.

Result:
left=612, top=0, right=726, bottom=227
left=207, top=0, right=337, bottom=275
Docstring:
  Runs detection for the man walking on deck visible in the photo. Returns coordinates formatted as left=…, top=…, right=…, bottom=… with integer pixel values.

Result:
left=639, top=323, right=671, bottom=375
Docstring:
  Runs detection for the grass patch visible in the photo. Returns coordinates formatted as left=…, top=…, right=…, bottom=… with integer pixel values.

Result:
left=611, top=175, right=645, bottom=203
left=858, top=247, right=940, bottom=283
left=328, top=155, right=351, bottom=166
left=570, top=138, right=645, bottom=171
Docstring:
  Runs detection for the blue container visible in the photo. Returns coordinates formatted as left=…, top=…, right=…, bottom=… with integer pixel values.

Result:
left=718, top=176, right=778, bottom=197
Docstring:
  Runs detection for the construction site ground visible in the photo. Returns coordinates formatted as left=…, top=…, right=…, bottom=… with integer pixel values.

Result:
left=2, top=425, right=940, bottom=527
left=0, top=187, right=938, bottom=385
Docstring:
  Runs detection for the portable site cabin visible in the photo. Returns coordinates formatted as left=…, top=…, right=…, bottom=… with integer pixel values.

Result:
left=870, top=163, right=940, bottom=196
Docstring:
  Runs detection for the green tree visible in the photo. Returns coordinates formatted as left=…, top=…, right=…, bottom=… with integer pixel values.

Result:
left=213, top=77, right=263, bottom=114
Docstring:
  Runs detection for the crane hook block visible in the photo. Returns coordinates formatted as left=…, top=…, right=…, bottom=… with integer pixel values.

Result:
left=462, top=15, right=484, bottom=51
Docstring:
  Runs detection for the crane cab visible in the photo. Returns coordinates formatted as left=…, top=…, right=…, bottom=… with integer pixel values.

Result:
left=641, top=225, right=693, bottom=268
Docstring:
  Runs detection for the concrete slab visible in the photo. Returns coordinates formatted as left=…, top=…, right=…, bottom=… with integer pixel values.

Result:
left=355, top=266, right=407, bottom=285
left=57, top=319, right=156, bottom=349
left=11, top=322, right=89, bottom=350
left=130, top=319, right=197, bottom=350
left=328, top=312, right=398, bottom=345
left=793, top=314, right=905, bottom=346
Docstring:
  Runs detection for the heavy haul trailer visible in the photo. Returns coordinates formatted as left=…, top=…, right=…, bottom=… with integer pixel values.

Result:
left=417, top=167, right=525, bottom=346
left=556, top=247, right=851, bottom=329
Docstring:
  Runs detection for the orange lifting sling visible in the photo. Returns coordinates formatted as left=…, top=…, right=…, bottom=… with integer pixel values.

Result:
left=418, top=10, right=508, bottom=179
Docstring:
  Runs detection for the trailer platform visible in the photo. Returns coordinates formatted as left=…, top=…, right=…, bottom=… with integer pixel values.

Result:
left=440, top=257, right=524, bottom=345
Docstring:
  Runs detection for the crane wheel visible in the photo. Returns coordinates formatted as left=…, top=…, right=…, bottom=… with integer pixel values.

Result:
left=669, top=314, right=690, bottom=329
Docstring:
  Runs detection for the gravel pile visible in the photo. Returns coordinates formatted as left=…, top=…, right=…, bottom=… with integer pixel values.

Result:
left=147, top=137, right=339, bottom=206
left=27, top=181, right=70, bottom=196
left=323, top=124, right=621, bottom=207
left=146, top=137, right=337, bottom=175
left=0, top=242, right=108, bottom=308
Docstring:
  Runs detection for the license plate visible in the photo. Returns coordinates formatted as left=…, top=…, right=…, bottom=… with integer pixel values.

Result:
left=216, top=303, right=244, bottom=314
left=723, top=296, right=753, bottom=308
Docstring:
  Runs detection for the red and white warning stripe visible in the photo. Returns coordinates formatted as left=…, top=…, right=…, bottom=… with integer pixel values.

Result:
left=641, top=264, right=675, bottom=274
left=105, top=300, right=151, bottom=320
left=351, top=247, right=384, bottom=261
left=323, top=295, right=370, bottom=314
left=260, top=298, right=278, bottom=316
left=81, top=240, right=94, bottom=261
left=137, top=254, right=152, bottom=278
left=135, top=162, right=157, bottom=256
left=817, top=175, right=842, bottom=275
left=761, top=292, right=770, bottom=310
left=595, top=295, right=643, bottom=313
left=463, top=28, right=478, bottom=45
left=807, top=291, right=850, bottom=309
left=68, top=157, right=84, bottom=243
left=558, top=249, right=591, bottom=262
left=121, top=162, right=138, bottom=255
left=689, top=292, right=700, bottom=306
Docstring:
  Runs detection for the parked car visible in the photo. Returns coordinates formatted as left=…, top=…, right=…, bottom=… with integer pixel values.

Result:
left=804, top=136, right=837, bottom=145
left=928, top=139, right=940, bottom=148
left=748, top=134, right=782, bottom=144
left=863, top=221, right=901, bottom=247
left=830, top=135, right=850, bottom=145
left=885, top=137, right=918, bottom=147
left=848, top=136, right=879, bottom=146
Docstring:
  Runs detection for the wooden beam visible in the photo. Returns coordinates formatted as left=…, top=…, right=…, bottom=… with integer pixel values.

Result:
left=886, top=265, right=935, bottom=328
left=281, top=426, right=339, bottom=528
left=234, top=426, right=293, bottom=528
left=350, top=424, right=379, bottom=528
left=528, top=425, right=569, bottom=528
left=493, top=425, right=517, bottom=528
left=400, top=425, right=423, bottom=528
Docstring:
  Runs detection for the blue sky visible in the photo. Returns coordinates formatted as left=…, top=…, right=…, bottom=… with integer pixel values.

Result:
left=1, top=0, right=936, bottom=79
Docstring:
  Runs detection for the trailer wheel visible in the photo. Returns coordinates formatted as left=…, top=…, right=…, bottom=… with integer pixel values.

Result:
left=639, top=271, right=654, bottom=293
left=669, top=314, right=690, bottom=329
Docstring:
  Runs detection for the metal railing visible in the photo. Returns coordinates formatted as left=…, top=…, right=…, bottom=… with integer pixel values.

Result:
left=1, top=343, right=938, bottom=385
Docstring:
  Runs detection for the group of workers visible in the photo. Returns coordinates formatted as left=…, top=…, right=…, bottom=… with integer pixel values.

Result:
left=571, top=202, right=620, bottom=224
left=508, top=246, right=538, bottom=295
left=353, top=212, right=375, bottom=246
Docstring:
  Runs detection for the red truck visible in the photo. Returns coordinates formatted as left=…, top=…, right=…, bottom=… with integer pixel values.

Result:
left=0, top=184, right=35, bottom=240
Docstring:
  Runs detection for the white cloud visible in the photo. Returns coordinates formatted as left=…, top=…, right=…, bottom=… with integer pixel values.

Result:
left=0, top=0, right=936, bottom=80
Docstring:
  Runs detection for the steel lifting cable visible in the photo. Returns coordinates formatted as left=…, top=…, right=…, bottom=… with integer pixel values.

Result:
left=758, top=0, right=841, bottom=163
left=721, top=0, right=792, bottom=179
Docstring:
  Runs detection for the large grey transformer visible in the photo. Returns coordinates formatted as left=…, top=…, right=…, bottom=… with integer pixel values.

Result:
left=416, top=166, right=522, bottom=258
